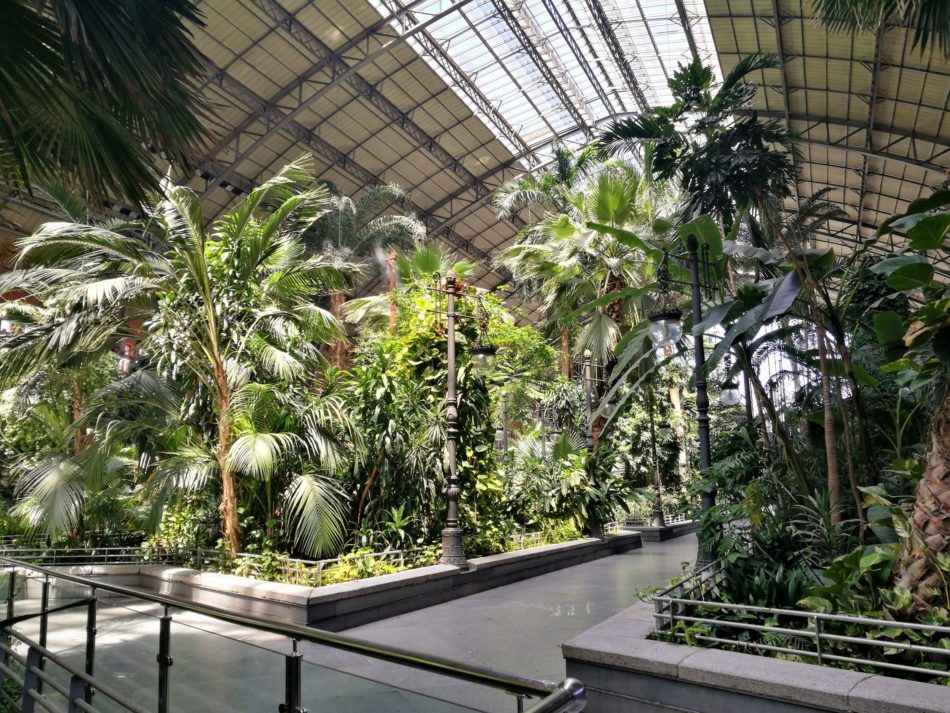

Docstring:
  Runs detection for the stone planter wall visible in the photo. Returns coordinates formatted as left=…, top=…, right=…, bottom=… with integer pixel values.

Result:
left=50, top=532, right=642, bottom=630
left=562, top=602, right=950, bottom=713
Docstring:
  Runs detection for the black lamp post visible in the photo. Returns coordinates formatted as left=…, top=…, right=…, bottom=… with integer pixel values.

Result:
left=437, top=270, right=496, bottom=567
left=648, top=235, right=715, bottom=564
left=582, top=349, right=603, bottom=538
left=647, top=386, right=666, bottom=528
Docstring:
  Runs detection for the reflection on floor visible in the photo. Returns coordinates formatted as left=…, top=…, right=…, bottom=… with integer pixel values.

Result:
left=10, top=535, right=695, bottom=713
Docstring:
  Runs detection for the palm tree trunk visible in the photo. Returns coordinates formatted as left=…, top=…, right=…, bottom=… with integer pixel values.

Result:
left=834, top=375, right=867, bottom=533
left=213, top=365, right=241, bottom=555
left=70, top=377, right=88, bottom=455
left=812, top=314, right=842, bottom=524
left=898, top=389, right=950, bottom=611
left=560, top=326, right=571, bottom=377
left=388, top=251, right=397, bottom=335
left=328, top=291, right=347, bottom=367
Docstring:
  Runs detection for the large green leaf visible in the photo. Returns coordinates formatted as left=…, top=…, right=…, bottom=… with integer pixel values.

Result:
left=678, top=215, right=723, bottom=260
left=873, top=311, right=905, bottom=347
left=586, top=222, right=662, bottom=260
left=907, top=213, right=950, bottom=251
left=868, top=255, right=934, bottom=291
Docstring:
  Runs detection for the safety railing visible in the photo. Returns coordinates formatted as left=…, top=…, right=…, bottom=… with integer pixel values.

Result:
left=622, top=512, right=693, bottom=528
left=651, top=562, right=950, bottom=681
left=0, top=556, right=586, bottom=713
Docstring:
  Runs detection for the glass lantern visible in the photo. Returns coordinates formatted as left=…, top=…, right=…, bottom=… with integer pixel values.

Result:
left=648, top=310, right=683, bottom=348
left=720, top=380, right=741, bottom=406
left=470, top=344, right=497, bottom=375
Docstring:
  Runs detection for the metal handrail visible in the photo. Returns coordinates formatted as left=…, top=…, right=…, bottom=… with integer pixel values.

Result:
left=0, top=555, right=561, bottom=700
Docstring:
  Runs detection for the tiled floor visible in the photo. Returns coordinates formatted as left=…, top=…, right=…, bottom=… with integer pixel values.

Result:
left=8, top=535, right=695, bottom=712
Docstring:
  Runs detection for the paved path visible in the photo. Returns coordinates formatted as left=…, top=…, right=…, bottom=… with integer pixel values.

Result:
left=8, top=535, right=695, bottom=712
left=347, top=534, right=697, bottom=681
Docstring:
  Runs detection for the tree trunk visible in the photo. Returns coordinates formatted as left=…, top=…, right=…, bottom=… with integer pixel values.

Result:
left=813, top=314, right=842, bottom=524
left=560, top=326, right=571, bottom=377
left=214, top=366, right=241, bottom=555
left=70, top=377, right=88, bottom=455
left=388, top=251, right=397, bottom=335
left=328, top=291, right=348, bottom=368
left=898, top=389, right=950, bottom=611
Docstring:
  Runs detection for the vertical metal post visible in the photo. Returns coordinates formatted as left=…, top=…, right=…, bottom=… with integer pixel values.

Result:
left=814, top=616, right=823, bottom=665
left=742, top=367, right=754, bottom=426
left=68, top=675, right=86, bottom=713
left=648, top=387, right=666, bottom=528
left=279, top=639, right=306, bottom=713
left=501, top=396, right=509, bottom=465
left=688, top=235, right=714, bottom=565
left=440, top=271, right=467, bottom=566
left=36, top=577, right=49, bottom=694
left=6, top=567, right=15, bottom=620
left=21, top=646, right=41, bottom=713
left=157, top=607, right=173, bottom=713
left=85, top=593, right=96, bottom=703
left=583, top=350, right=602, bottom=538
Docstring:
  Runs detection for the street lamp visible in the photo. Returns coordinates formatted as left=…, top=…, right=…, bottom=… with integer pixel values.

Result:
left=433, top=270, right=497, bottom=567
left=648, top=256, right=683, bottom=349
left=719, top=354, right=741, bottom=406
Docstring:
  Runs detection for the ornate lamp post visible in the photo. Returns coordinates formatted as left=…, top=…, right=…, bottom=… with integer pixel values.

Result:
left=435, top=270, right=496, bottom=567
left=647, top=386, right=666, bottom=528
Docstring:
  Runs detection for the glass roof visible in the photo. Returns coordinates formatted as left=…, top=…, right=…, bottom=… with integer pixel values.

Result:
left=368, top=0, right=722, bottom=164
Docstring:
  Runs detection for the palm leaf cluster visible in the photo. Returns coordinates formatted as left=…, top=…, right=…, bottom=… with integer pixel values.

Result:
left=0, top=0, right=210, bottom=205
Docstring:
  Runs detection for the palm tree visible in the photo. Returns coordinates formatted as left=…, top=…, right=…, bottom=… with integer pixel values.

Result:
left=813, top=0, right=949, bottom=55
left=599, top=56, right=796, bottom=238
left=498, top=165, right=656, bottom=366
left=304, top=183, right=425, bottom=367
left=0, top=0, right=209, bottom=205
left=492, top=141, right=599, bottom=221
left=0, top=159, right=360, bottom=554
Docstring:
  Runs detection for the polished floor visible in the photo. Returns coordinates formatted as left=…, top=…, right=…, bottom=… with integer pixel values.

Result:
left=9, top=535, right=696, bottom=712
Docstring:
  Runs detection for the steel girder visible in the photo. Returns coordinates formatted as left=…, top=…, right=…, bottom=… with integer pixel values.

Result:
left=198, top=0, right=479, bottom=199
left=673, top=0, right=700, bottom=62
left=769, top=0, right=801, bottom=210
left=205, top=63, right=512, bottom=282
left=855, top=28, right=884, bottom=243
left=488, top=0, right=591, bottom=131
left=582, top=0, right=650, bottom=111
left=538, top=0, right=618, bottom=116
left=377, top=0, right=535, bottom=162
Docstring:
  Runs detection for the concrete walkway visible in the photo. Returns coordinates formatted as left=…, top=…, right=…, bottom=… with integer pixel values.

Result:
left=347, top=534, right=697, bottom=680
left=8, top=536, right=695, bottom=712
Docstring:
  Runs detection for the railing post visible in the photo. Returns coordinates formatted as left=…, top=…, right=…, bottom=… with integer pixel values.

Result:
left=21, top=645, right=42, bottom=713
left=6, top=567, right=15, bottom=620
left=85, top=593, right=97, bottom=703
left=157, top=606, right=173, bottom=713
left=67, top=674, right=86, bottom=713
left=279, top=639, right=306, bottom=713
left=36, top=576, right=50, bottom=694
left=814, top=615, right=823, bottom=665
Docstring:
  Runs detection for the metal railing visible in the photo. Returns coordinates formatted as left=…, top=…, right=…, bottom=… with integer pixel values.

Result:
left=651, top=562, right=950, bottom=681
left=0, top=556, right=586, bottom=713
left=622, top=512, right=693, bottom=528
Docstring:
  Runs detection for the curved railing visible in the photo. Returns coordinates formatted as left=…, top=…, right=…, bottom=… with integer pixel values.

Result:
left=0, top=555, right=586, bottom=713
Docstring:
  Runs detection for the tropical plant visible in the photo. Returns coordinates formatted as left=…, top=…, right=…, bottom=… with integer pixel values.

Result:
left=0, top=0, right=209, bottom=205
left=303, top=182, right=425, bottom=366
left=0, top=159, right=360, bottom=554
left=813, top=0, right=950, bottom=55
left=599, top=56, right=796, bottom=237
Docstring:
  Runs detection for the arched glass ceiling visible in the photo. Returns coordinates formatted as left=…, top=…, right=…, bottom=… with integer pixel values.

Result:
left=367, top=0, right=722, bottom=163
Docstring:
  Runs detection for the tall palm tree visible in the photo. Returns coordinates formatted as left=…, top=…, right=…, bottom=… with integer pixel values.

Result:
left=0, top=0, right=209, bottom=206
left=498, top=165, right=656, bottom=367
left=599, top=55, right=796, bottom=239
left=0, top=159, right=360, bottom=554
left=304, top=183, right=425, bottom=366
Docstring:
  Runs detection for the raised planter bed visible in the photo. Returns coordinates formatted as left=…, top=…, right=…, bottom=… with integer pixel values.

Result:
left=562, top=601, right=950, bottom=713
left=52, top=531, right=642, bottom=630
